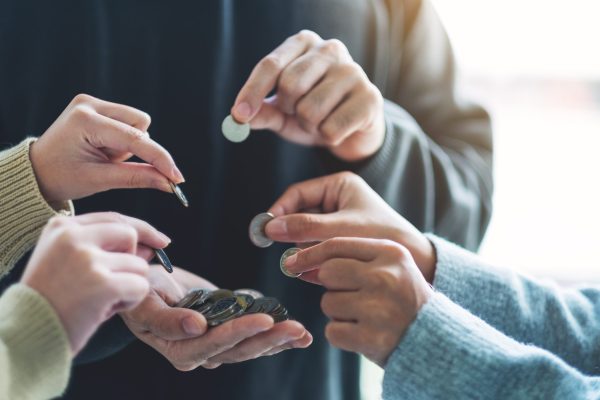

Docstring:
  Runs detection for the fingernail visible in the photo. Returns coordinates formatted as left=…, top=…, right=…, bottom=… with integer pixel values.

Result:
left=234, top=102, right=252, bottom=121
left=158, top=232, right=171, bottom=245
left=266, top=218, right=287, bottom=237
left=182, top=316, right=204, bottom=336
left=285, top=254, right=297, bottom=268
left=172, top=165, right=185, bottom=183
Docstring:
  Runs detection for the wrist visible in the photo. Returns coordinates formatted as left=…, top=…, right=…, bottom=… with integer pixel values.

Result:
left=390, top=225, right=436, bottom=283
left=29, top=140, right=64, bottom=208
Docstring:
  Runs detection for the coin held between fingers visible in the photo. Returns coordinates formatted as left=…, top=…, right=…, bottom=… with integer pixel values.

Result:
left=169, top=181, right=189, bottom=207
left=249, top=212, right=275, bottom=248
left=222, top=114, right=251, bottom=143
left=154, top=248, right=174, bottom=273
left=280, top=248, right=302, bottom=278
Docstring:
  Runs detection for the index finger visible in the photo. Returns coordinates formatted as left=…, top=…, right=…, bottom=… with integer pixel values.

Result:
left=73, top=212, right=171, bottom=249
left=232, top=30, right=321, bottom=123
left=89, top=114, right=184, bottom=184
left=284, top=237, right=380, bottom=274
left=267, top=174, right=341, bottom=217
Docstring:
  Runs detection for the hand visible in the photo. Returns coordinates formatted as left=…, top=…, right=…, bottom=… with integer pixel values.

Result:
left=283, top=237, right=432, bottom=368
left=21, top=212, right=171, bottom=355
left=265, top=172, right=436, bottom=282
left=29, top=94, right=184, bottom=206
left=232, top=30, right=385, bottom=162
left=120, top=266, right=313, bottom=371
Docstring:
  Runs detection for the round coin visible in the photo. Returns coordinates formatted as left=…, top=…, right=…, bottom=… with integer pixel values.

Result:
left=245, top=297, right=280, bottom=315
left=233, top=288, right=264, bottom=299
left=280, top=248, right=302, bottom=278
left=174, top=289, right=210, bottom=309
left=153, top=248, right=173, bottom=273
left=222, top=114, right=251, bottom=143
left=249, top=212, right=275, bottom=248
left=169, top=181, right=189, bottom=208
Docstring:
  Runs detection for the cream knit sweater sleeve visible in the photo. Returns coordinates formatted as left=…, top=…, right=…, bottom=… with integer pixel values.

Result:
left=0, top=139, right=73, bottom=399
left=0, top=138, right=73, bottom=275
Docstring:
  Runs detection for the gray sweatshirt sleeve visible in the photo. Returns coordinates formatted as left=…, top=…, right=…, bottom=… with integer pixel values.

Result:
left=354, top=0, right=493, bottom=251
left=382, top=293, right=600, bottom=400
left=430, top=235, right=600, bottom=376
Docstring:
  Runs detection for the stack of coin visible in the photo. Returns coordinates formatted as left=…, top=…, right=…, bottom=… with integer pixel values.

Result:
left=174, top=288, right=290, bottom=326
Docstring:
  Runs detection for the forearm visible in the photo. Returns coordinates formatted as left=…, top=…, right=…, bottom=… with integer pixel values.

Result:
left=383, top=293, right=600, bottom=400
left=356, top=100, right=492, bottom=251
left=0, top=284, right=71, bottom=400
left=430, top=235, right=600, bottom=375
left=0, top=139, right=73, bottom=275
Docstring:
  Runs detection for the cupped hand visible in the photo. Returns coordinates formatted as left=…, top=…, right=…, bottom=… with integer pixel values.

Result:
left=120, top=266, right=312, bottom=371
left=264, top=172, right=436, bottom=281
left=232, top=30, right=385, bottom=162
left=21, top=212, right=170, bottom=355
left=282, top=237, right=432, bottom=367
left=29, top=94, right=184, bottom=206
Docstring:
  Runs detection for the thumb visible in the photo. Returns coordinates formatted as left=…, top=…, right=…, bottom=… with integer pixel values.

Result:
left=94, top=162, right=172, bottom=193
left=124, top=292, right=208, bottom=341
left=265, top=212, right=349, bottom=243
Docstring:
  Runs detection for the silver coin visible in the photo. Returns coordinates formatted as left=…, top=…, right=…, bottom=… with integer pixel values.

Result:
left=234, top=288, right=264, bottom=299
left=174, top=289, right=210, bottom=308
left=154, top=248, right=173, bottom=273
left=249, top=212, right=275, bottom=248
left=222, top=114, right=251, bottom=143
left=280, top=248, right=302, bottom=278
left=169, top=181, right=189, bottom=207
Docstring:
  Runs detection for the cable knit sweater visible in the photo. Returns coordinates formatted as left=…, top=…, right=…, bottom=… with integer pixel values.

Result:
left=384, top=236, right=600, bottom=399
left=0, top=139, right=72, bottom=400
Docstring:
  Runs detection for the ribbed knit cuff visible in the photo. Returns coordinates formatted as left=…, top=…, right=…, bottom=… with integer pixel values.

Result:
left=426, top=234, right=510, bottom=316
left=358, top=99, right=423, bottom=184
left=0, top=284, right=71, bottom=400
left=0, top=139, right=74, bottom=274
left=382, top=293, right=519, bottom=399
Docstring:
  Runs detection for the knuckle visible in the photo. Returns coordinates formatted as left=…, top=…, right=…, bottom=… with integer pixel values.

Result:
left=296, top=29, right=320, bottom=44
left=54, top=225, right=79, bottom=247
left=320, top=293, right=335, bottom=316
left=291, top=214, right=322, bottom=235
left=335, top=171, right=360, bottom=183
left=126, top=126, right=147, bottom=142
left=140, top=112, right=152, bottom=127
left=277, top=74, right=302, bottom=99
left=126, top=171, right=146, bottom=188
left=71, top=93, right=93, bottom=105
left=173, top=361, right=196, bottom=372
left=46, top=215, right=69, bottom=230
left=296, top=100, right=320, bottom=126
left=319, top=39, right=346, bottom=56
left=202, top=361, right=222, bottom=370
left=71, top=104, right=94, bottom=123
left=259, top=55, right=284, bottom=74
left=324, top=237, right=346, bottom=252
left=380, top=240, right=410, bottom=261
left=105, top=211, right=126, bottom=224
left=335, top=62, right=362, bottom=78
left=319, top=123, right=340, bottom=145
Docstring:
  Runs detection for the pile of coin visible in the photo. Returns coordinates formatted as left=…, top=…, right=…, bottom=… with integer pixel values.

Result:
left=174, top=288, right=290, bottom=327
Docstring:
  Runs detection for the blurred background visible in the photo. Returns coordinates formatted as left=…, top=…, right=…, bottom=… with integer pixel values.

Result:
left=363, top=0, right=600, bottom=397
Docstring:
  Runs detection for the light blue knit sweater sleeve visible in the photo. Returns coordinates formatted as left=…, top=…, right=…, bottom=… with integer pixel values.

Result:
left=381, top=236, right=600, bottom=399
left=382, top=293, right=600, bottom=399
left=429, top=235, right=600, bottom=375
